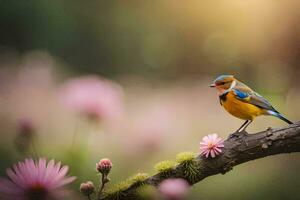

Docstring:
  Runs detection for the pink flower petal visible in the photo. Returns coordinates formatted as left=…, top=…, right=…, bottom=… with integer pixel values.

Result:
left=0, top=158, right=75, bottom=199
left=37, top=158, right=47, bottom=183
left=199, top=134, right=224, bottom=158
left=51, top=176, right=76, bottom=189
left=6, top=169, right=21, bottom=187
left=210, top=150, right=215, bottom=158
left=0, top=178, right=21, bottom=193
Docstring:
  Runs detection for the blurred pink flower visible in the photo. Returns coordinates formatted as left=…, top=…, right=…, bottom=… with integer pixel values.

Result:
left=14, top=118, right=36, bottom=153
left=0, top=158, right=76, bottom=200
left=159, top=178, right=189, bottom=200
left=120, top=104, right=174, bottom=155
left=59, top=76, right=123, bottom=121
left=199, top=133, right=224, bottom=158
left=18, top=118, right=35, bottom=135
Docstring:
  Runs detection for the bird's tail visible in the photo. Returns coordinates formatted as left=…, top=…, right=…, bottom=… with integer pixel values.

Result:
left=267, top=110, right=293, bottom=124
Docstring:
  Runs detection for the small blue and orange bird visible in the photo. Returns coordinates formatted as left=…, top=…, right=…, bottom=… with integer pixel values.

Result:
left=210, top=75, right=293, bottom=133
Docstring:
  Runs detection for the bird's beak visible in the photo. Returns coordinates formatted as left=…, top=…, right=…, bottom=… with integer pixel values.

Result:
left=210, top=83, right=216, bottom=88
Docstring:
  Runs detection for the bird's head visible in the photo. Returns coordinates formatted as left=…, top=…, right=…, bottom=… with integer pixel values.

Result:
left=210, top=75, right=236, bottom=94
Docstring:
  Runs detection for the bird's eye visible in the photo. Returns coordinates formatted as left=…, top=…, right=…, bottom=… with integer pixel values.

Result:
left=219, top=82, right=226, bottom=85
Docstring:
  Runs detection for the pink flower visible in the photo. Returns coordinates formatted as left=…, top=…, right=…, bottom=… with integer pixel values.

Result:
left=159, top=178, right=189, bottom=200
left=59, top=76, right=123, bottom=121
left=15, top=118, right=35, bottom=153
left=79, top=181, right=95, bottom=196
left=199, top=133, right=224, bottom=158
left=0, top=158, right=76, bottom=200
left=96, top=158, right=113, bottom=175
left=120, top=104, right=174, bottom=155
left=18, top=118, right=35, bottom=136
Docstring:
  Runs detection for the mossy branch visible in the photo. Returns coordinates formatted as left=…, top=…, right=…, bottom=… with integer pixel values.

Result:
left=101, top=122, right=300, bottom=200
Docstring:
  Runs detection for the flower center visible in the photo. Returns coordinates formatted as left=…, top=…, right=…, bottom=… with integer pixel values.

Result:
left=26, top=184, right=48, bottom=200
left=207, top=142, right=215, bottom=149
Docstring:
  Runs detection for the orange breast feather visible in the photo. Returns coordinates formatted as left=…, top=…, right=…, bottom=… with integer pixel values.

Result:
left=221, top=91, right=265, bottom=120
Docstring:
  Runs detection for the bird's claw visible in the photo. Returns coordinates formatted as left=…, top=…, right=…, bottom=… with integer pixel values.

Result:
left=228, top=132, right=240, bottom=139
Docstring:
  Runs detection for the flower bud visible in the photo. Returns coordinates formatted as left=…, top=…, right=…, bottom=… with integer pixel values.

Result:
left=14, top=118, right=35, bottom=153
left=19, top=118, right=35, bottom=135
left=80, top=181, right=95, bottom=196
left=96, top=158, right=112, bottom=175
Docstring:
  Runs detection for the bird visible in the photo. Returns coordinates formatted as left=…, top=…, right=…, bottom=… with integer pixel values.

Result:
left=210, top=75, right=293, bottom=134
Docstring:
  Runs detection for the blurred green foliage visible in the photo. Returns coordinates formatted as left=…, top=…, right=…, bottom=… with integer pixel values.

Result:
left=0, top=0, right=299, bottom=82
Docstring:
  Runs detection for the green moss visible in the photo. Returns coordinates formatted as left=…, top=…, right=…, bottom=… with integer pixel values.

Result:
left=182, top=161, right=200, bottom=183
left=103, top=152, right=200, bottom=199
left=103, top=181, right=130, bottom=200
left=103, top=173, right=149, bottom=200
left=175, top=152, right=200, bottom=183
left=154, top=160, right=176, bottom=173
left=136, top=185, right=157, bottom=200
left=176, top=152, right=196, bottom=164
left=127, top=173, right=149, bottom=186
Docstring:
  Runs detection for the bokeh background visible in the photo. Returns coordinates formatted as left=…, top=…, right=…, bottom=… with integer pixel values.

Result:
left=0, top=1, right=300, bottom=199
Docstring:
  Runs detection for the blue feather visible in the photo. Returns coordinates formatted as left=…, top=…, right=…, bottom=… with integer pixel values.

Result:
left=233, top=89, right=249, bottom=99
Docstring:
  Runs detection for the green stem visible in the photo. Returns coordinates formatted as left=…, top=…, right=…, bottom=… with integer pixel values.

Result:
left=98, top=174, right=108, bottom=200
left=31, top=139, right=38, bottom=158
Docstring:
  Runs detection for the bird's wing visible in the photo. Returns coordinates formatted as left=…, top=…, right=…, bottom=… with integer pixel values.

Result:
left=232, top=88, right=278, bottom=112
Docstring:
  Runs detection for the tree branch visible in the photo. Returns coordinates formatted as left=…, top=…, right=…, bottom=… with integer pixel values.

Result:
left=102, top=122, right=300, bottom=199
